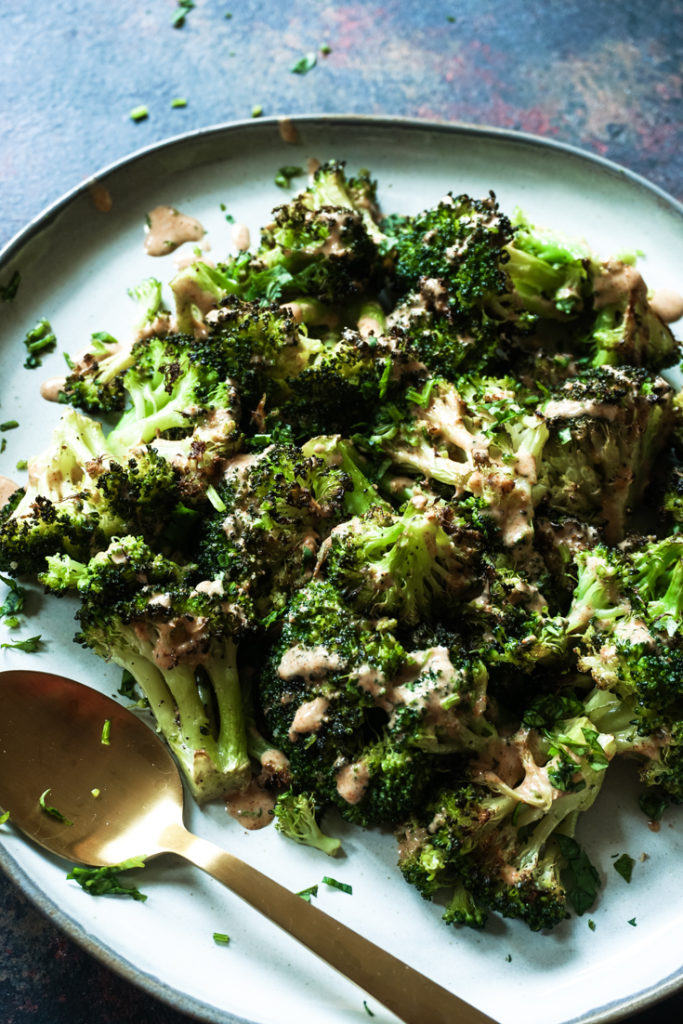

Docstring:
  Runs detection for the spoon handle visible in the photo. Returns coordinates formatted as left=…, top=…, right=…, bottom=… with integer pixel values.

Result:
left=160, top=821, right=497, bottom=1024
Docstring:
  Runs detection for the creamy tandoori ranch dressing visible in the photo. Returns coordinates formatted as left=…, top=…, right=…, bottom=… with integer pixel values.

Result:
left=144, top=205, right=205, bottom=256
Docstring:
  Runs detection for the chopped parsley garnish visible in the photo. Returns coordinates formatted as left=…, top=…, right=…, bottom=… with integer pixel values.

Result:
left=320, top=43, right=331, bottom=55
left=22, top=318, right=56, bottom=368
left=613, top=853, right=635, bottom=883
left=363, top=1000, right=375, bottom=1017
left=274, top=165, right=305, bottom=189
left=296, top=884, right=318, bottom=902
left=0, top=574, right=25, bottom=618
left=15, top=459, right=27, bottom=471
left=0, top=810, right=9, bottom=825
left=172, top=0, right=194, bottom=28
left=39, top=788, right=72, bottom=825
left=0, top=421, right=19, bottom=431
left=588, top=919, right=596, bottom=931
left=322, top=876, right=352, bottom=895
left=639, top=788, right=670, bottom=821
left=628, top=917, right=637, bottom=926
left=291, top=52, right=317, bottom=75
left=1, top=635, right=42, bottom=652
left=213, top=931, right=231, bottom=944
left=101, top=719, right=112, bottom=745
left=0, top=269, right=20, bottom=302
left=67, top=857, right=147, bottom=900
left=556, top=834, right=600, bottom=915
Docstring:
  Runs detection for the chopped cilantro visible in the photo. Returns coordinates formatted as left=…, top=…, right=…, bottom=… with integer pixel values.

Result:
left=15, top=459, right=27, bottom=471
left=628, top=917, right=637, bottom=926
left=0, top=270, right=20, bottom=302
left=505, top=953, right=512, bottom=962
left=556, top=834, right=600, bottom=915
left=39, top=788, right=72, bottom=825
left=129, top=105, right=149, bottom=123
left=291, top=52, right=317, bottom=75
left=613, top=853, right=635, bottom=884
left=297, top=884, right=318, bottom=902
left=274, top=165, right=305, bottom=189
left=213, top=931, right=231, bottom=944
left=0, top=574, right=25, bottom=618
left=67, top=857, right=147, bottom=900
left=322, top=876, right=352, bottom=895
left=172, top=0, right=194, bottom=28
left=1, top=635, right=42, bottom=652
left=588, top=919, right=596, bottom=931
left=639, top=788, right=670, bottom=822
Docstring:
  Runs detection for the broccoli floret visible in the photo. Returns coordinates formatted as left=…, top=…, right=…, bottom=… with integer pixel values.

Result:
left=396, top=713, right=610, bottom=931
left=538, top=366, right=675, bottom=542
left=301, top=435, right=390, bottom=516
left=583, top=259, right=680, bottom=370
left=318, top=497, right=482, bottom=625
left=60, top=279, right=167, bottom=413
left=54, top=537, right=252, bottom=802
left=273, top=790, right=341, bottom=856
left=0, top=409, right=181, bottom=574
left=106, top=332, right=239, bottom=457
left=196, top=443, right=351, bottom=616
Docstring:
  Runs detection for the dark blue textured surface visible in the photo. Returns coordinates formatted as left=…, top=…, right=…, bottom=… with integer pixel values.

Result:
left=1, top=3, right=682, bottom=1022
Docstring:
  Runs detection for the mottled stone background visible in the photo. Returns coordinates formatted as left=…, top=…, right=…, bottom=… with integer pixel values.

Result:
left=0, top=1, right=681, bottom=1022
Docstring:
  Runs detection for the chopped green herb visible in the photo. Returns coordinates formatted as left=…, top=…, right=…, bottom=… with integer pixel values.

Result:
left=447, top=14, right=456, bottom=22
left=101, top=719, right=112, bottom=745
left=320, top=43, right=331, bottom=55
left=129, top=105, right=149, bottom=123
left=297, top=884, right=319, bottom=902
left=0, top=810, right=9, bottom=825
left=613, top=853, right=635, bottom=884
left=224, top=10, right=232, bottom=17
left=251, top=105, right=263, bottom=118
left=118, top=669, right=148, bottom=708
left=363, top=1000, right=375, bottom=1017
left=628, top=917, right=637, bottom=926
left=3, top=617, right=20, bottom=629
left=0, top=574, right=25, bottom=618
left=0, top=269, right=20, bottom=302
left=0, top=421, right=19, bottom=431
left=556, top=834, right=600, bottom=915
left=274, top=165, right=305, bottom=189
left=291, top=52, right=317, bottom=75
left=63, top=351, right=75, bottom=370
left=67, top=857, right=147, bottom=900
left=213, top=931, right=231, bottom=944
left=39, top=788, right=72, bottom=825
left=172, top=0, right=194, bottom=28
left=171, top=97, right=187, bottom=108
left=639, top=788, right=670, bottom=821
left=588, top=919, right=596, bottom=931
left=322, top=876, right=352, bottom=895
left=15, top=459, right=27, bottom=471
left=0, top=439, right=5, bottom=454
left=23, top=318, right=56, bottom=367
left=1, top=634, right=42, bottom=652
left=505, top=953, right=512, bottom=962
left=91, top=788, right=101, bottom=798
left=224, top=212, right=235, bottom=223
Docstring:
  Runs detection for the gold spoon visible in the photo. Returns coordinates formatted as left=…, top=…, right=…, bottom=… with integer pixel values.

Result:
left=0, top=669, right=498, bottom=1024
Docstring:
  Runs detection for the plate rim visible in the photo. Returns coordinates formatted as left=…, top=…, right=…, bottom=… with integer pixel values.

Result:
left=1, top=113, right=681, bottom=269
left=1, top=113, right=682, bottom=1024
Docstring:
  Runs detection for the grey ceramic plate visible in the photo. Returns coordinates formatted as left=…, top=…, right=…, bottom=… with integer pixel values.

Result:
left=1, top=116, right=682, bottom=1024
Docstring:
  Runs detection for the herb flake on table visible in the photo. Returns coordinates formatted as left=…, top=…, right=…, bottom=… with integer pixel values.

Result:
left=213, top=931, right=231, bottom=944
left=322, top=876, right=352, bottom=894
left=1, top=634, right=42, bottom=652
left=291, top=52, right=317, bottom=75
left=129, top=105, right=149, bottom=123
left=172, top=0, right=194, bottom=28
left=39, top=788, right=72, bottom=825
left=22, top=317, right=56, bottom=368
left=296, top=884, right=319, bottom=902
left=68, top=857, right=147, bottom=900
left=274, top=165, right=305, bottom=189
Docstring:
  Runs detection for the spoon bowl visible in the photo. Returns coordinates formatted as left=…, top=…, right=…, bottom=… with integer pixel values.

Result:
left=0, top=669, right=497, bottom=1024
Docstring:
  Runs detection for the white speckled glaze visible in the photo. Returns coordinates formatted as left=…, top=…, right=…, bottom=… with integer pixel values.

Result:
left=0, top=116, right=681, bottom=1024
